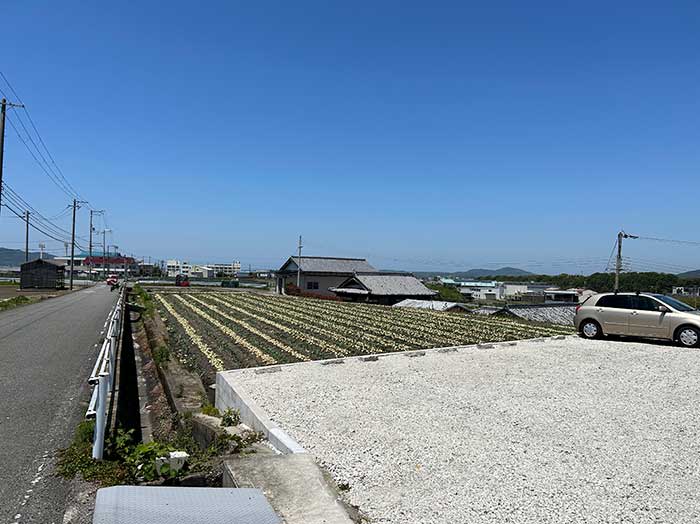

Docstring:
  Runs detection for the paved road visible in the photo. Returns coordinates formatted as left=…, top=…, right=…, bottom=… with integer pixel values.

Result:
left=0, top=285, right=117, bottom=523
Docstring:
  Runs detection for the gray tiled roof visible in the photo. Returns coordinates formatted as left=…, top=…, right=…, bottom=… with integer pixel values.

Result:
left=333, top=273, right=437, bottom=296
left=282, top=256, right=376, bottom=274
left=393, top=299, right=469, bottom=311
left=474, top=304, right=575, bottom=326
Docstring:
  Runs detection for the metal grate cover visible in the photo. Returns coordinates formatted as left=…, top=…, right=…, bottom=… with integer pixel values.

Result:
left=93, top=486, right=281, bottom=524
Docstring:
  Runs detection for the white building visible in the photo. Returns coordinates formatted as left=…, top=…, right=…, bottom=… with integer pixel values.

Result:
left=166, top=259, right=240, bottom=278
left=459, top=281, right=505, bottom=300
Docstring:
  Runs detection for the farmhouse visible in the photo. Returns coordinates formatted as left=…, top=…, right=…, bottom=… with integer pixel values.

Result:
left=20, top=258, right=65, bottom=289
left=275, top=256, right=376, bottom=296
left=330, top=272, right=437, bottom=305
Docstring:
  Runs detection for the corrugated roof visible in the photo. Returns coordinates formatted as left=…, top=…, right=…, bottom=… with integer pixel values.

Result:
left=332, top=273, right=437, bottom=296
left=281, top=256, right=376, bottom=273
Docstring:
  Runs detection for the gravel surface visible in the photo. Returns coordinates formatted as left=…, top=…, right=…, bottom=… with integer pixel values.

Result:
left=232, top=337, right=700, bottom=523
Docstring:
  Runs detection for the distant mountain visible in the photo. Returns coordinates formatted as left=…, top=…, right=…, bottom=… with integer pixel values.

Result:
left=414, top=267, right=533, bottom=279
left=678, top=270, right=700, bottom=279
left=0, top=247, right=54, bottom=266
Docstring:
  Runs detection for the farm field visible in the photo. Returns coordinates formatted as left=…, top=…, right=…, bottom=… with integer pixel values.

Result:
left=153, top=290, right=574, bottom=383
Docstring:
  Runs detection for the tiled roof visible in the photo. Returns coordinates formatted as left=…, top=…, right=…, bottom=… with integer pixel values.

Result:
left=393, top=299, right=468, bottom=311
left=280, top=256, right=376, bottom=273
left=332, top=273, right=437, bottom=297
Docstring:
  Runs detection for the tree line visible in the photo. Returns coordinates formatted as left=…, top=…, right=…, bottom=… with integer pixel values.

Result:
left=475, top=272, right=700, bottom=294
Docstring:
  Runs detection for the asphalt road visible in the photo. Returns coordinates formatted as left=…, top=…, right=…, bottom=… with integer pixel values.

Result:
left=0, top=285, right=117, bottom=523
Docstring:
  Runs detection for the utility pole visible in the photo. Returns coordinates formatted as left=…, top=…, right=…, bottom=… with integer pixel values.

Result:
left=614, top=230, right=639, bottom=292
left=0, top=98, right=25, bottom=214
left=69, top=199, right=88, bottom=289
left=88, top=210, right=104, bottom=281
left=102, top=230, right=107, bottom=279
left=0, top=99, right=6, bottom=213
left=297, top=235, right=303, bottom=287
left=24, top=210, right=29, bottom=262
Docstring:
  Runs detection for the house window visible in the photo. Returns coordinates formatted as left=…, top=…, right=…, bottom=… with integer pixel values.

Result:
left=306, top=281, right=319, bottom=290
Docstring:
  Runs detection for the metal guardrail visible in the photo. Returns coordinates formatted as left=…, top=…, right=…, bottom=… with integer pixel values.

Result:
left=85, top=286, right=126, bottom=459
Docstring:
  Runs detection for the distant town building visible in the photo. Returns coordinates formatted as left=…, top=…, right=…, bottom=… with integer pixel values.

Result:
left=166, top=260, right=240, bottom=278
left=330, top=273, right=437, bottom=305
left=275, top=256, right=376, bottom=296
left=459, top=281, right=505, bottom=301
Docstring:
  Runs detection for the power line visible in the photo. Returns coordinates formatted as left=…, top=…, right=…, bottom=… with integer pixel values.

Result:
left=0, top=71, right=86, bottom=202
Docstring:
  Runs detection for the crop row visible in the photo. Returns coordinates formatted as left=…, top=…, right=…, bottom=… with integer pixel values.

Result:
left=155, top=291, right=573, bottom=382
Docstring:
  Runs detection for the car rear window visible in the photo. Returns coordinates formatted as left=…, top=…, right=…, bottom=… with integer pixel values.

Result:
left=596, top=295, right=633, bottom=309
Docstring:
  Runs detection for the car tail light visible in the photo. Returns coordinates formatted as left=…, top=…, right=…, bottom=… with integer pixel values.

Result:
left=575, top=305, right=581, bottom=313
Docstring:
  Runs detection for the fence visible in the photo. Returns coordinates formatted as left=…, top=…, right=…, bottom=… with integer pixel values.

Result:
left=85, top=286, right=126, bottom=459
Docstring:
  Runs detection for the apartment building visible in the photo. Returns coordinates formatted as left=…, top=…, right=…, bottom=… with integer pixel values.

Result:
left=166, top=260, right=240, bottom=278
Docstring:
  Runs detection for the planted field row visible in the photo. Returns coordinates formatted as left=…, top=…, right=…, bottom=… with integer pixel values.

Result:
left=155, top=291, right=573, bottom=383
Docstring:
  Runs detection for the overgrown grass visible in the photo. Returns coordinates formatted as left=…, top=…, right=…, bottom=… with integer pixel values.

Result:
left=0, top=295, right=34, bottom=312
left=57, top=415, right=260, bottom=486
left=133, top=283, right=155, bottom=317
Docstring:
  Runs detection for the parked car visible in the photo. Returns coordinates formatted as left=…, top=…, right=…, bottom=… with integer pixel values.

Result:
left=575, top=292, right=700, bottom=347
left=175, top=274, right=190, bottom=287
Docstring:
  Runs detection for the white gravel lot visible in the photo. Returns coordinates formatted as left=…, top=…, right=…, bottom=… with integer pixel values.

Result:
left=232, top=337, right=700, bottom=523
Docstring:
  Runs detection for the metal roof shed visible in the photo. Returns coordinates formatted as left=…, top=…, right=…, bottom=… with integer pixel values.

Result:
left=20, top=258, right=65, bottom=289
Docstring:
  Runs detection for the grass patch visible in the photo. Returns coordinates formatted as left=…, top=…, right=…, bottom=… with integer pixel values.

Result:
left=0, top=295, right=34, bottom=312
left=133, top=284, right=155, bottom=317
left=58, top=415, right=260, bottom=486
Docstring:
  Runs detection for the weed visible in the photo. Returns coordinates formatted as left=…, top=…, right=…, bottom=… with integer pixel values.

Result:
left=152, top=345, right=170, bottom=366
left=201, top=403, right=220, bottom=417
left=220, top=408, right=241, bottom=427
left=0, top=295, right=33, bottom=312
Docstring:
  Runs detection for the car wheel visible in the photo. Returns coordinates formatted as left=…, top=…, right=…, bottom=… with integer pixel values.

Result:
left=677, top=326, right=700, bottom=348
left=579, top=320, right=602, bottom=340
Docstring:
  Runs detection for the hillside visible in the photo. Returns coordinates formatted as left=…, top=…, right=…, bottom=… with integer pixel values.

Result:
left=0, top=247, right=54, bottom=266
left=678, top=270, right=700, bottom=279
left=415, top=267, right=533, bottom=279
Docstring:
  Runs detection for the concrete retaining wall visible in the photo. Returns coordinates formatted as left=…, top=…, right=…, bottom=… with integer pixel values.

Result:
left=216, top=371, right=306, bottom=454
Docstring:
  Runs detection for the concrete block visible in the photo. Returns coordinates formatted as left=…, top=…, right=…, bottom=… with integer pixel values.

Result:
left=319, top=358, right=345, bottom=366
left=224, top=454, right=354, bottom=524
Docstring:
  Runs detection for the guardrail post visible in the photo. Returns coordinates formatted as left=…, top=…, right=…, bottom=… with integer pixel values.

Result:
left=92, top=372, right=109, bottom=459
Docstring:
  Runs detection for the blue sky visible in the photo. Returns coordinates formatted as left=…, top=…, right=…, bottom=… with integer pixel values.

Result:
left=1, top=1, right=699, bottom=273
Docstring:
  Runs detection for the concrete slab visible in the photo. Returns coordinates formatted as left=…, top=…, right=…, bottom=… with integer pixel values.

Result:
left=223, top=454, right=354, bottom=524
left=92, top=486, right=280, bottom=524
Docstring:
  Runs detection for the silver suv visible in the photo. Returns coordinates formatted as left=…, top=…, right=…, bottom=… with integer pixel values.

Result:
left=574, top=293, right=700, bottom=347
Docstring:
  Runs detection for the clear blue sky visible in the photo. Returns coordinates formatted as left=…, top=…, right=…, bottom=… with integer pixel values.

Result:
left=1, top=1, right=699, bottom=273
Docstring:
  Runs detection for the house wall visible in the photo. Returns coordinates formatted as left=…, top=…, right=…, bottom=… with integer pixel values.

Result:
left=278, top=274, right=349, bottom=296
